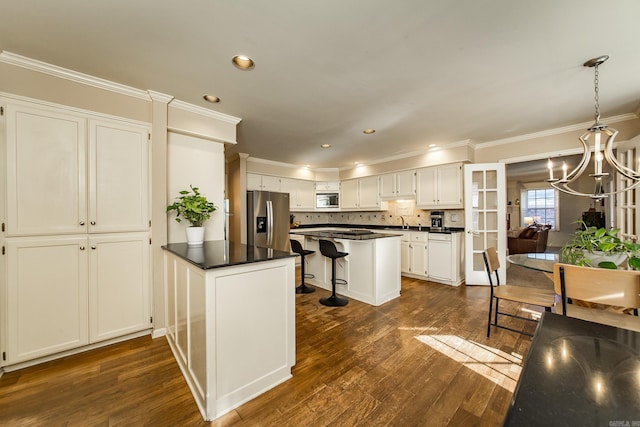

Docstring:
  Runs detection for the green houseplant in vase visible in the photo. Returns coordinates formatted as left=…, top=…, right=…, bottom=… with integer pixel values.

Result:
left=167, top=185, right=217, bottom=246
left=560, top=220, right=640, bottom=269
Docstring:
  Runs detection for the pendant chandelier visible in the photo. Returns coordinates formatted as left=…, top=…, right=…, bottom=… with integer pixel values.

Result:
left=547, top=55, right=639, bottom=199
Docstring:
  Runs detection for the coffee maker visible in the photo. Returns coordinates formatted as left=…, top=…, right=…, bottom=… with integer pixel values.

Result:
left=430, top=211, right=444, bottom=232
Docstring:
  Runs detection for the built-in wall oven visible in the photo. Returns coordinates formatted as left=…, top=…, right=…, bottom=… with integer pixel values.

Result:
left=316, top=192, right=340, bottom=209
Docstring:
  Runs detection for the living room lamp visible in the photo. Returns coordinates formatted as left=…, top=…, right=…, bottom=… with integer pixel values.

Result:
left=547, top=55, right=640, bottom=199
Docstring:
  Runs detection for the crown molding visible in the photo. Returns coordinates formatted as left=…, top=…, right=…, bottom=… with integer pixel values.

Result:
left=147, top=90, right=174, bottom=103
left=0, top=51, right=151, bottom=101
left=168, top=99, right=242, bottom=125
left=167, top=127, right=237, bottom=145
left=478, top=113, right=639, bottom=149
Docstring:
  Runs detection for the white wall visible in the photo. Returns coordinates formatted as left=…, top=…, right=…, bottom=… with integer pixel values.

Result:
left=167, top=132, right=225, bottom=243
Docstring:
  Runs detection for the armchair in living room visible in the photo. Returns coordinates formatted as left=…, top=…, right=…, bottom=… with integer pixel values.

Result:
left=507, top=225, right=550, bottom=255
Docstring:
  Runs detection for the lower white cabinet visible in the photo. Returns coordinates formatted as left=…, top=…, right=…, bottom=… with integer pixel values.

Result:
left=428, top=232, right=464, bottom=286
left=400, top=232, right=428, bottom=279
left=4, top=233, right=151, bottom=365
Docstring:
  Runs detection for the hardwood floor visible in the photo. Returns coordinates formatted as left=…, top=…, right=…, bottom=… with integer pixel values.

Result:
left=0, top=275, right=539, bottom=426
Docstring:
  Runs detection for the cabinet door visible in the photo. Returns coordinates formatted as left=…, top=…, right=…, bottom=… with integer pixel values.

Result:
left=296, top=179, right=316, bottom=210
left=89, top=119, right=150, bottom=233
left=89, top=233, right=151, bottom=342
left=410, top=242, right=428, bottom=277
left=358, top=176, right=380, bottom=209
left=279, top=178, right=298, bottom=208
left=428, top=239, right=452, bottom=280
left=6, top=103, right=87, bottom=236
left=395, top=170, right=416, bottom=198
left=341, top=179, right=359, bottom=209
left=247, top=173, right=262, bottom=190
left=261, top=175, right=281, bottom=192
left=6, top=236, right=89, bottom=364
left=436, top=163, right=463, bottom=207
left=379, top=173, right=396, bottom=199
left=415, top=167, right=438, bottom=208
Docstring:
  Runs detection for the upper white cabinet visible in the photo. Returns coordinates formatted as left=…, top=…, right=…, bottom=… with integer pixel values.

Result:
left=89, top=119, right=150, bottom=233
left=315, top=181, right=340, bottom=191
left=5, top=102, right=150, bottom=236
left=341, top=176, right=383, bottom=210
left=247, top=173, right=281, bottom=192
left=416, top=163, right=463, bottom=209
left=380, top=170, right=416, bottom=200
left=280, top=177, right=315, bottom=211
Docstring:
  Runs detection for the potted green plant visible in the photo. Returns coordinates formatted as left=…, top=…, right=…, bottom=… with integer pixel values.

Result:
left=167, top=185, right=217, bottom=245
left=560, top=220, right=640, bottom=269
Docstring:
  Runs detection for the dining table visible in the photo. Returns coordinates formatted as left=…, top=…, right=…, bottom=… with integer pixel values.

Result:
left=503, top=311, right=640, bottom=426
left=506, top=252, right=559, bottom=273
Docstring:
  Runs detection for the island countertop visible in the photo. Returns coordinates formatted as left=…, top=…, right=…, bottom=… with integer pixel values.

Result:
left=162, top=240, right=295, bottom=270
left=290, top=229, right=399, bottom=240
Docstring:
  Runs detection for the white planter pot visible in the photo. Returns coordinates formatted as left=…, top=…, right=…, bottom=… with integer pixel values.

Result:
left=186, top=226, right=205, bottom=246
left=583, top=250, right=627, bottom=267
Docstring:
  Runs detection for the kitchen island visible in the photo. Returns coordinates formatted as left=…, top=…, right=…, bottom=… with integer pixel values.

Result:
left=290, top=229, right=401, bottom=306
left=163, top=241, right=296, bottom=421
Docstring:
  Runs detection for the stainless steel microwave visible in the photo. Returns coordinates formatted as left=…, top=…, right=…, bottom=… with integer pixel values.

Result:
left=316, top=192, right=339, bottom=209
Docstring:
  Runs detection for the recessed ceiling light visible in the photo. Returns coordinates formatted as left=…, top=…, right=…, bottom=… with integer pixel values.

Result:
left=428, top=144, right=437, bottom=148
left=232, top=55, right=255, bottom=70
left=363, top=129, right=376, bottom=134
left=203, top=94, right=220, bottom=103
left=321, top=144, right=331, bottom=148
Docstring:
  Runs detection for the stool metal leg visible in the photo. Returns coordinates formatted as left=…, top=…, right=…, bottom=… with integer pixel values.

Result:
left=320, top=257, right=348, bottom=306
left=296, top=255, right=315, bottom=294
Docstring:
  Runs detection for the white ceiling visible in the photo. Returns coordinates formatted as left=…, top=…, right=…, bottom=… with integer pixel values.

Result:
left=2, top=1, right=640, bottom=169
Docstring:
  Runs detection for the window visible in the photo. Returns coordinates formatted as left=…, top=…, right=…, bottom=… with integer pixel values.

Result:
left=521, top=188, right=558, bottom=229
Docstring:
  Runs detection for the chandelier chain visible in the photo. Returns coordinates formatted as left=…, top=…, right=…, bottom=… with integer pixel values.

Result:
left=594, top=64, right=600, bottom=122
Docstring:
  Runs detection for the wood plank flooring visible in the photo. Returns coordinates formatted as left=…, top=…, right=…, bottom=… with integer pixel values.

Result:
left=0, top=274, right=540, bottom=426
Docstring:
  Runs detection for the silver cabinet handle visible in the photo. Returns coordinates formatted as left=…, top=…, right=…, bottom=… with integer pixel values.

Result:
left=90, top=221, right=96, bottom=225
left=80, top=221, right=85, bottom=226
left=91, top=245, right=96, bottom=250
left=80, top=246, right=85, bottom=250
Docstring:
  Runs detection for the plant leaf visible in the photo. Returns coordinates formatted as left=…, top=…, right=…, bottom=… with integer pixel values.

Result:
left=597, top=261, right=618, bottom=269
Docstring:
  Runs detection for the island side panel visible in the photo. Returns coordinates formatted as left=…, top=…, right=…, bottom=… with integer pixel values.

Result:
left=374, top=236, right=402, bottom=305
left=206, top=258, right=296, bottom=420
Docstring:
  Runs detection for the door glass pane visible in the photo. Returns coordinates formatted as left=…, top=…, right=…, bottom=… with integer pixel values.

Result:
left=473, top=233, right=485, bottom=251
left=477, top=191, right=485, bottom=209
left=473, top=252, right=485, bottom=271
left=486, top=212, right=498, bottom=230
left=486, top=232, right=498, bottom=250
left=486, top=170, right=497, bottom=189
left=472, top=171, right=484, bottom=190
left=485, top=190, right=498, bottom=210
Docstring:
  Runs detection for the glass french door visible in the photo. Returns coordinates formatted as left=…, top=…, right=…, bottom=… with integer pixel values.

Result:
left=464, top=163, right=506, bottom=285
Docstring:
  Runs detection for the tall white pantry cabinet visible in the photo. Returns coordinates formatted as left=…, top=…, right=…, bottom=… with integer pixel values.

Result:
left=0, top=97, right=152, bottom=366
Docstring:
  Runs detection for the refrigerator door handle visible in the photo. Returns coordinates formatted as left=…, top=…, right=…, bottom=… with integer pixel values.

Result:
left=267, top=200, right=273, bottom=247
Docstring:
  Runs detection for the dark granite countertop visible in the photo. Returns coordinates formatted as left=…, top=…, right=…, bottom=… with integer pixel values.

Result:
left=503, top=312, right=640, bottom=426
left=290, top=229, right=400, bottom=240
left=290, top=223, right=464, bottom=233
left=162, top=240, right=295, bottom=270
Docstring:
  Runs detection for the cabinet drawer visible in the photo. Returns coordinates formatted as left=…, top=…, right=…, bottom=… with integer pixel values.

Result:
left=428, top=233, right=452, bottom=241
left=410, top=232, right=429, bottom=243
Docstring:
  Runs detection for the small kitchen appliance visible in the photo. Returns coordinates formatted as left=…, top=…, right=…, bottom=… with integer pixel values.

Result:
left=430, top=211, right=444, bottom=232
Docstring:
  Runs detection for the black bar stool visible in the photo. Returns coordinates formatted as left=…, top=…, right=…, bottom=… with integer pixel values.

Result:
left=290, top=239, right=315, bottom=294
left=318, top=239, right=348, bottom=306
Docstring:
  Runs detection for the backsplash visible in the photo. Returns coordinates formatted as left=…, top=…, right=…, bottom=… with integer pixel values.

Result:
left=291, top=200, right=465, bottom=229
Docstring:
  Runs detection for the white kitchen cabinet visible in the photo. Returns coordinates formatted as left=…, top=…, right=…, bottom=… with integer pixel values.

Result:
left=315, top=181, right=340, bottom=191
left=5, top=102, right=150, bottom=236
left=340, top=176, right=383, bottom=210
left=400, top=231, right=429, bottom=279
left=247, top=173, right=281, bottom=192
left=5, top=103, right=87, bottom=236
left=280, top=177, right=315, bottom=211
left=6, top=236, right=89, bottom=364
left=380, top=170, right=416, bottom=200
left=428, top=232, right=464, bottom=286
left=4, top=233, right=151, bottom=365
left=89, top=119, right=150, bottom=233
left=416, top=163, right=463, bottom=209
left=1, top=97, right=152, bottom=368
left=89, top=233, right=151, bottom=342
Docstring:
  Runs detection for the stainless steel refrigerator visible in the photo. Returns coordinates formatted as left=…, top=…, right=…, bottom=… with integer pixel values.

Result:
left=247, top=190, right=291, bottom=252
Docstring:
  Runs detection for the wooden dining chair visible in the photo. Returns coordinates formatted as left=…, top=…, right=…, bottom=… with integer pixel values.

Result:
left=553, top=263, right=640, bottom=332
left=483, top=247, right=556, bottom=337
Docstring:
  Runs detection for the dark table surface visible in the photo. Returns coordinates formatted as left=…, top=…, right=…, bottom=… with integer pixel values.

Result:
left=162, top=240, right=295, bottom=270
left=503, top=312, right=640, bottom=426
left=290, top=229, right=399, bottom=240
